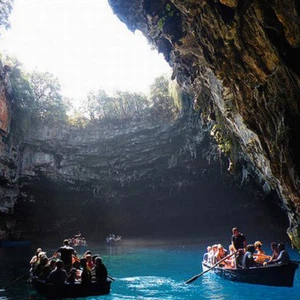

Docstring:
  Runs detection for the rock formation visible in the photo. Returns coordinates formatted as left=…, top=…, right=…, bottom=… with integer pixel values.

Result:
left=0, top=0, right=298, bottom=245
left=108, top=0, right=300, bottom=248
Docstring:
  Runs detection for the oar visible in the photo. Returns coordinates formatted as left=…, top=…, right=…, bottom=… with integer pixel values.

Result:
left=291, top=260, right=300, bottom=264
left=185, top=251, right=237, bottom=284
left=108, top=275, right=116, bottom=281
left=1, top=270, right=32, bottom=290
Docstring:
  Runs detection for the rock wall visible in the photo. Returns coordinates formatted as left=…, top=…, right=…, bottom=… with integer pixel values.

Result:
left=108, top=0, right=300, bottom=248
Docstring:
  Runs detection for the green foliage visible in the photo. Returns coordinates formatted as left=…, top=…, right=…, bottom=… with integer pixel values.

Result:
left=5, top=56, right=35, bottom=110
left=81, top=75, right=179, bottom=125
left=157, top=2, right=176, bottom=31
left=0, top=0, right=13, bottom=32
left=29, top=71, right=67, bottom=123
left=67, top=108, right=88, bottom=128
left=85, top=89, right=150, bottom=123
left=2, top=54, right=67, bottom=124
left=211, top=120, right=233, bottom=157
left=149, top=75, right=179, bottom=121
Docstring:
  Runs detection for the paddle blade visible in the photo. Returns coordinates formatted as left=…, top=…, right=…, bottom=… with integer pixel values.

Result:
left=185, top=274, right=200, bottom=284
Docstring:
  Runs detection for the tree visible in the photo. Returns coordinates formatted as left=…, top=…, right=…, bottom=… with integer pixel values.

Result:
left=5, top=56, right=35, bottom=110
left=86, top=89, right=113, bottom=121
left=0, top=0, right=13, bottom=33
left=29, top=71, right=67, bottom=123
left=149, top=75, right=178, bottom=121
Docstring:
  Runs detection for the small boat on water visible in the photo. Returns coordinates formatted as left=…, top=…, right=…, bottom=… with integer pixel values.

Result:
left=106, top=234, right=121, bottom=245
left=202, top=261, right=299, bottom=287
left=32, top=278, right=111, bottom=298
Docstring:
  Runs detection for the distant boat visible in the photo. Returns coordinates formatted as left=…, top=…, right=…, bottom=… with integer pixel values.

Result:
left=105, top=235, right=122, bottom=245
left=202, top=261, right=299, bottom=287
left=32, top=278, right=111, bottom=298
left=0, top=240, right=31, bottom=247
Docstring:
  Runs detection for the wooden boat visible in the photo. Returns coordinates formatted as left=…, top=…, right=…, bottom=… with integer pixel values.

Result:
left=202, top=261, right=299, bottom=287
left=32, top=278, right=111, bottom=298
left=106, top=235, right=122, bottom=245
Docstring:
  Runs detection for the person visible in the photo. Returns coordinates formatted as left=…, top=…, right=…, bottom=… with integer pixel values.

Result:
left=269, top=242, right=279, bottom=261
left=29, top=248, right=43, bottom=267
left=67, top=268, right=77, bottom=284
left=38, top=257, right=52, bottom=280
left=235, top=249, right=244, bottom=268
left=253, top=241, right=271, bottom=264
left=209, top=244, right=218, bottom=264
left=224, top=245, right=236, bottom=268
left=216, top=244, right=228, bottom=261
left=242, top=244, right=261, bottom=269
left=215, top=244, right=228, bottom=267
left=265, top=242, right=290, bottom=265
left=231, top=227, right=247, bottom=251
left=54, top=239, right=77, bottom=272
left=49, top=259, right=57, bottom=271
left=83, top=250, right=92, bottom=258
left=33, top=252, right=48, bottom=276
left=203, top=246, right=212, bottom=262
left=47, top=260, right=67, bottom=284
left=92, top=257, right=107, bottom=284
left=80, top=258, right=91, bottom=284
left=92, top=254, right=100, bottom=264
left=254, top=241, right=265, bottom=254
left=85, top=254, right=94, bottom=269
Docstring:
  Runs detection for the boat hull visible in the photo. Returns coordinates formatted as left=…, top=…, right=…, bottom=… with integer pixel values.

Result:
left=202, top=262, right=298, bottom=287
left=32, top=278, right=111, bottom=298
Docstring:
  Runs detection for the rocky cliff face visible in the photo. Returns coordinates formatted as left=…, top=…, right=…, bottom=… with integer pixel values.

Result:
left=108, top=0, right=300, bottom=248
left=0, top=68, right=285, bottom=240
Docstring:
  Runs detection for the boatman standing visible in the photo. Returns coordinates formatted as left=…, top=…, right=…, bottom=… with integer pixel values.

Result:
left=231, top=227, right=247, bottom=251
left=54, top=239, right=77, bottom=272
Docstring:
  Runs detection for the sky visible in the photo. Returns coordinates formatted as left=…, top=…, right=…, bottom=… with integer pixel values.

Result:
left=0, top=0, right=171, bottom=103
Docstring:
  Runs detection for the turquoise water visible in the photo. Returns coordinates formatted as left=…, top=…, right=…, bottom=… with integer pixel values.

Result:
left=0, top=238, right=299, bottom=299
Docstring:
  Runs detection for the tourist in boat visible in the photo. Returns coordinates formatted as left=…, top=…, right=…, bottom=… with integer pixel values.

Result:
left=33, top=251, right=48, bottom=276
left=215, top=244, right=228, bottom=266
left=242, top=244, right=262, bottom=269
left=203, top=246, right=212, bottom=262
left=254, top=241, right=265, bottom=254
left=47, top=260, right=67, bottom=284
left=54, top=239, right=77, bottom=272
left=253, top=241, right=270, bottom=264
left=92, top=254, right=100, bottom=264
left=231, top=227, right=247, bottom=252
left=30, top=248, right=43, bottom=268
left=67, top=268, right=77, bottom=284
left=216, top=244, right=228, bottom=260
left=264, top=242, right=290, bottom=265
left=38, top=257, right=52, bottom=280
left=209, top=244, right=218, bottom=264
left=49, top=259, right=56, bottom=271
left=235, top=249, right=245, bottom=268
left=92, top=256, right=108, bottom=284
left=80, top=258, right=92, bottom=284
left=224, top=245, right=236, bottom=268
left=83, top=249, right=92, bottom=258
left=269, top=242, right=279, bottom=261
left=85, top=253, right=94, bottom=268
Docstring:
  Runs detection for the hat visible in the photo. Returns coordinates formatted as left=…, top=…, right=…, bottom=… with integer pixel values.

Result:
left=254, top=241, right=262, bottom=247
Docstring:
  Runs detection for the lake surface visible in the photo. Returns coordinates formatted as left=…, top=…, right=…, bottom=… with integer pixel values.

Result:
left=0, top=238, right=299, bottom=299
